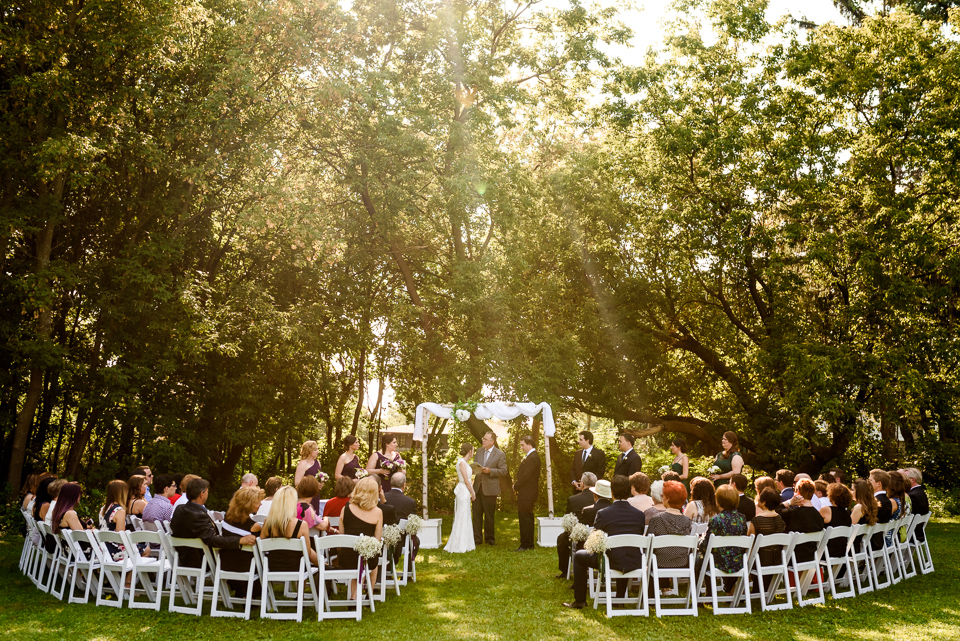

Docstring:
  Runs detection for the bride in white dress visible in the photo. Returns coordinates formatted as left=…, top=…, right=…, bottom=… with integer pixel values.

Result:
left=444, top=443, right=476, bottom=553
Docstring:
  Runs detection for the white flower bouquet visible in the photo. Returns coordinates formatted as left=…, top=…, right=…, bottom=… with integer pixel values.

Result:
left=382, top=524, right=402, bottom=548
left=354, top=468, right=370, bottom=479
left=707, top=465, right=722, bottom=476
left=404, top=514, right=424, bottom=535
left=584, top=529, right=609, bottom=555
left=353, top=534, right=383, bottom=560
left=561, top=513, right=579, bottom=534
left=316, top=471, right=330, bottom=484
left=658, top=465, right=671, bottom=476
left=569, top=523, right=591, bottom=544
left=455, top=409, right=471, bottom=422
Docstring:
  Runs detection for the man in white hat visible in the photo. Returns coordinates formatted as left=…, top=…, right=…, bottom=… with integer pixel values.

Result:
left=579, top=479, right=613, bottom=527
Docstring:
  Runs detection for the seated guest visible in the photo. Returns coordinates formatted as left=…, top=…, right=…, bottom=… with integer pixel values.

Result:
left=661, top=470, right=682, bottom=484
left=644, top=480, right=667, bottom=522
left=869, top=469, right=893, bottom=549
left=143, top=474, right=177, bottom=524
left=295, top=476, right=330, bottom=533
left=42, top=479, right=67, bottom=526
left=754, top=476, right=776, bottom=497
left=32, top=477, right=56, bottom=524
left=132, top=465, right=153, bottom=500
left=648, top=481, right=695, bottom=573
left=730, top=474, right=755, bottom=522
left=257, top=477, right=283, bottom=517
left=698, top=485, right=747, bottom=590
left=260, top=486, right=318, bottom=568
left=850, top=479, right=879, bottom=526
left=684, top=477, right=719, bottom=524
left=580, top=479, right=614, bottom=527
left=172, top=474, right=201, bottom=514
left=748, top=488, right=787, bottom=588
left=219, top=487, right=263, bottom=597
left=812, top=479, right=829, bottom=510
left=170, top=474, right=184, bottom=505
left=240, top=473, right=258, bottom=489
left=563, top=475, right=645, bottom=609
left=338, top=477, right=384, bottom=594
left=20, top=472, right=44, bottom=513
left=323, top=476, right=356, bottom=521
left=170, top=478, right=254, bottom=567
left=384, top=472, right=420, bottom=559
left=903, top=467, right=929, bottom=542
left=820, top=483, right=853, bottom=559
left=99, top=479, right=134, bottom=559
left=51, top=482, right=91, bottom=537
left=888, top=470, right=911, bottom=545
left=555, top=473, right=596, bottom=579
left=126, top=475, right=149, bottom=522
left=627, top=472, right=654, bottom=512
left=781, top=478, right=824, bottom=562
left=776, top=469, right=796, bottom=502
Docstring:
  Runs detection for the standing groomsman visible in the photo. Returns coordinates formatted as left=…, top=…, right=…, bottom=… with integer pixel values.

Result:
left=513, top=435, right=541, bottom=551
left=570, top=430, right=606, bottom=490
left=614, top=433, right=642, bottom=478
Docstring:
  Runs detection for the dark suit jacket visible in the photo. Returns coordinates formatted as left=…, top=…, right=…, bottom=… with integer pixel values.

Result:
left=170, top=501, right=241, bottom=567
left=594, top=500, right=646, bottom=572
left=908, top=485, right=929, bottom=516
left=514, top=450, right=541, bottom=510
left=378, top=501, right=398, bottom=526
left=580, top=498, right=612, bottom=527
left=570, top=447, right=606, bottom=484
left=613, top=449, right=642, bottom=479
left=565, top=489, right=595, bottom=516
left=383, top=488, right=417, bottom=521
left=872, top=491, right=893, bottom=548
left=737, top=494, right=756, bottom=522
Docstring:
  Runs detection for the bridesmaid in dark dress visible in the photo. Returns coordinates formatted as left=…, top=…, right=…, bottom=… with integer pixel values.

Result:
left=366, top=434, right=404, bottom=493
left=669, top=438, right=689, bottom=488
left=295, top=440, right=326, bottom=514
left=710, top=431, right=744, bottom=488
left=338, top=477, right=383, bottom=594
left=335, top=435, right=363, bottom=480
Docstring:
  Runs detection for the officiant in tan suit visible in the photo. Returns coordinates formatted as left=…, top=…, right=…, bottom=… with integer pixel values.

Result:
left=473, top=431, right=508, bottom=545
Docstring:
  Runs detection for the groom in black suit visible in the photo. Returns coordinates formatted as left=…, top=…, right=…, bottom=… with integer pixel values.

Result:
left=614, top=432, right=642, bottom=478
left=564, top=475, right=645, bottom=609
left=513, top=435, right=541, bottom=551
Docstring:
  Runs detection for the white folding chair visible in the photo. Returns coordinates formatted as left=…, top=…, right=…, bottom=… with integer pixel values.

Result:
left=211, top=545, right=261, bottom=619
left=696, top=534, right=754, bottom=614
left=19, top=509, right=37, bottom=574
left=593, top=534, right=651, bottom=617
left=650, top=534, right=699, bottom=617
left=867, top=521, right=898, bottom=589
left=394, top=519, right=417, bottom=586
left=747, top=532, right=797, bottom=611
left=127, top=515, right=144, bottom=531
left=787, top=531, right=826, bottom=607
left=32, top=522, right=59, bottom=592
left=906, top=513, right=934, bottom=575
left=257, top=537, right=320, bottom=622
left=49, top=530, right=74, bottom=600
left=92, top=530, right=131, bottom=607
left=819, top=525, right=857, bottom=600
left=313, top=534, right=376, bottom=620
left=125, top=531, right=166, bottom=610
left=168, top=537, right=214, bottom=616
left=373, top=536, right=401, bottom=601
left=849, top=524, right=876, bottom=594
left=896, top=515, right=918, bottom=579
left=62, top=529, right=100, bottom=604
left=251, top=515, right=266, bottom=524
left=692, top=522, right=709, bottom=535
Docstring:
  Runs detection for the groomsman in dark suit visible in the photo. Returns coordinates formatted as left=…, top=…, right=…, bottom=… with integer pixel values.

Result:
left=513, top=435, right=541, bottom=551
left=555, top=472, right=597, bottom=578
left=613, top=433, right=642, bottom=478
left=564, top=475, right=645, bottom=609
left=570, top=430, right=606, bottom=490
left=870, top=469, right=893, bottom=550
left=730, top=474, right=755, bottom=522
left=904, top=467, right=929, bottom=542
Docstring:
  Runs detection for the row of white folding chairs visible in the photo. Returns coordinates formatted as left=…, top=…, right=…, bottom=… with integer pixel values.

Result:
left=586, top=512, right=933, bottom=618
left=19, top=511, right=416, bottom=622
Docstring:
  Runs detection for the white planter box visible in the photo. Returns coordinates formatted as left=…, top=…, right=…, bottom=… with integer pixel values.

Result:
left=537, top=517, right=564, bottom=547
left=418, top=518, right=444, bottom=549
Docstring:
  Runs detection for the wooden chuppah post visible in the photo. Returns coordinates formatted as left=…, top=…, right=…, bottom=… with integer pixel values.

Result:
left=421, top=405, right=429, bottom=518
left=544, top=434, right=554, bottom=517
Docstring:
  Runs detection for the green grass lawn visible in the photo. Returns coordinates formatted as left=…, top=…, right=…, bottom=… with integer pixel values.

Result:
left=1, top=515, right=957, bottom=641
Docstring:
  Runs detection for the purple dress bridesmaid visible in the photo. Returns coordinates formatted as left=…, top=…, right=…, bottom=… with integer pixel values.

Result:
left=341, top=455, right=361, bottom=479
left=304, top=459, right=323, bottom=513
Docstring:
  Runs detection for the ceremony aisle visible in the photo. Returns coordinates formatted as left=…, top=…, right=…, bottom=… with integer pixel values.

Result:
left=1, top=515, right=958, bottom=641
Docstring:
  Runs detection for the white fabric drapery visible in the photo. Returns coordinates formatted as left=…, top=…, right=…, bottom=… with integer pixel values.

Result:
left=414, top=401, right=557, bottom=519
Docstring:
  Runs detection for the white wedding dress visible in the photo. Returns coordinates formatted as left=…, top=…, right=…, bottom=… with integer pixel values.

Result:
left=444, top=457, right=476, bottom=553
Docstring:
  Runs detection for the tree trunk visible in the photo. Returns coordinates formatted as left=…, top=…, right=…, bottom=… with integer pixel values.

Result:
left=65, top=405, right=104, bottom=479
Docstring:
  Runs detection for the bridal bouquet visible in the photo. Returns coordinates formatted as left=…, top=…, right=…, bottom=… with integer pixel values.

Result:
left=355, top=468, right=370, bottom=479
left=316, top=471, right=330, bottom=484
left=569, top=523, right=591, bottom=544
left=658, top=465, right=670, bottom=476
left=584, top=529, right=609, bottom=556
left=404, top=514, right=424, bottom=535
left=707, top=465, right=722, bottom=476
left=382, top=524, right=402, bottom=548
left=561, top=513, right=579, bottom=534
left=353, top=534, right=383, bottom=560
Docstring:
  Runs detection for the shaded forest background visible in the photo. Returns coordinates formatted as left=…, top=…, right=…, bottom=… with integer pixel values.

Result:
left=4, top=0, right=960, bottom=505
